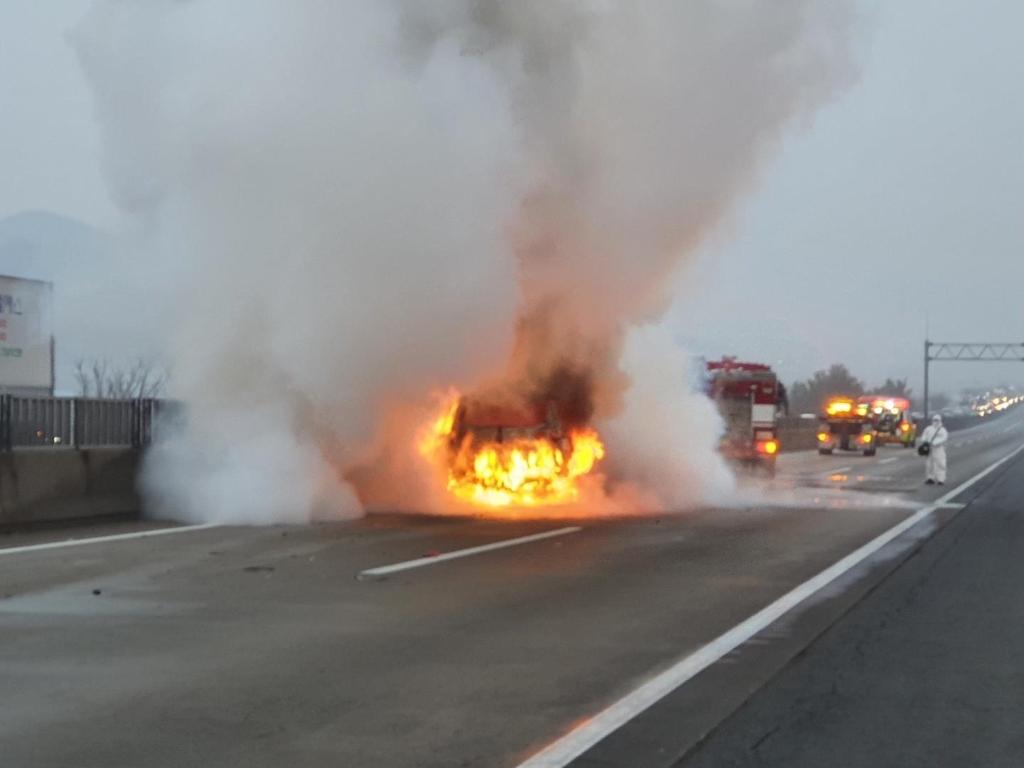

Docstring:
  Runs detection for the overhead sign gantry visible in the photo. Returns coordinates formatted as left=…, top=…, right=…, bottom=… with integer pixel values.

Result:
left=924, top=342, right=1024, bottom=420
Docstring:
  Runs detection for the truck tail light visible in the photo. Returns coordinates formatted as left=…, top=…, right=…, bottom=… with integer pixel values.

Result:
left=817, top=432, right=829, bottom=442
left=757, top=439, right=779, bottom=455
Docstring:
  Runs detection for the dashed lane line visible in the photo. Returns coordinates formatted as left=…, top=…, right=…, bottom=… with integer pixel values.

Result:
left=358, top=526, right=582, bottom=580
left=0, top=523, right=220, bottom=556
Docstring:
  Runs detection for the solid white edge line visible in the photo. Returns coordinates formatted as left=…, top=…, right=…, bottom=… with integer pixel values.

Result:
left=359, top=526, right=582, bottom=579
left=0, top=523, right=220, bottom=556
left=515, top=443, right=1024, bottom=768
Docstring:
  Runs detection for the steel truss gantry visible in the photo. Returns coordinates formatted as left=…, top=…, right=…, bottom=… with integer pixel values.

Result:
left=924, top=342, right=1024, bottom=420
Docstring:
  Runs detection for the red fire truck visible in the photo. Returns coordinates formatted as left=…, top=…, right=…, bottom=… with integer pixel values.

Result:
left=705, top=358, right=781, bottom=477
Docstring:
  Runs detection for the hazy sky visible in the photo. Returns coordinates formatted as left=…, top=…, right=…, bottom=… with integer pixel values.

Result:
left=672, top=0, right=1024, bottom=394
left=0, top=0, right=117, bottom=227
left=1, top=1, right=1021, bottom=394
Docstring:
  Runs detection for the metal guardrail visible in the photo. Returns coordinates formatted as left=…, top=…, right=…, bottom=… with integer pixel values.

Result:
left=0, top=396, right=182, bottom=450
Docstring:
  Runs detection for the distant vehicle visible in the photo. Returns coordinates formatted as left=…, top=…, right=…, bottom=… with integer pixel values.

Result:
left=705, top=358, right=781, bottom=477
left=816, top=396, right=878, bottom=456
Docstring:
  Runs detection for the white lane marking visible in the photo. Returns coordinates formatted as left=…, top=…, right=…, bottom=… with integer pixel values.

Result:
left=515, top=443, right=1024, bottom=768
left=938, top=502, right=967, bottom=510
left=359, top=526, right=581, bottom=579
left=878, top=457, right=900, bottom=465
left=827, top=466, right=852, bottom=474
left=0, top=523, right=220, bottom=556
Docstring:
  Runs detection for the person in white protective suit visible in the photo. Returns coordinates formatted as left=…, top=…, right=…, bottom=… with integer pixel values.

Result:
left=921, top=414, right=949, bottom=485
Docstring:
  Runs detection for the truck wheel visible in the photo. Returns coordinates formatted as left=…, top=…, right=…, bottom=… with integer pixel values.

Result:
left=819, top=448, right=833, bottom=455
left=864, top=449, right=877, bottom=457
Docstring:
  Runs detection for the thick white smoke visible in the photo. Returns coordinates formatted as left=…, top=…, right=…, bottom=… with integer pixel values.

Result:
left=71, top=1, right=857, bottom=523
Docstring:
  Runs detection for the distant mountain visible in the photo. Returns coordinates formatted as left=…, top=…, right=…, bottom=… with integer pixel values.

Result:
left=0, top=210, right=112, bottom=283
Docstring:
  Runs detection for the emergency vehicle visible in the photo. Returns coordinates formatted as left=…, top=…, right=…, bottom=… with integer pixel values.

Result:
left=859, top=396, right=917, bottom=448
left=817, top=396, right=878, bottom=456
left=705, top=358, right=781, bottom=476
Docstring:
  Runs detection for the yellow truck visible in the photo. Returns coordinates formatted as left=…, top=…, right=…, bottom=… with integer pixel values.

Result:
left=817, top=395, right=917, bottom=456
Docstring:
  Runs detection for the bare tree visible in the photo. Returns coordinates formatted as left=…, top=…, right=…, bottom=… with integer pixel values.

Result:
left=872, top=377, right=913, bottom=401
left=74, top=356, right=169, bottom=399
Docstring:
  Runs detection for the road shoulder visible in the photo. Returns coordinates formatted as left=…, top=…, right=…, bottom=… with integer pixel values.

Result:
left=676, top=451, right=1024, bottom=768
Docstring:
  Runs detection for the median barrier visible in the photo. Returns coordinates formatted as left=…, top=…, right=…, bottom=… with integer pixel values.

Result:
left=779, top=427, right=819, bottom=452
left=914, top=405, right=1019, bottom=434
left=0, top=448, right=140, bottom=525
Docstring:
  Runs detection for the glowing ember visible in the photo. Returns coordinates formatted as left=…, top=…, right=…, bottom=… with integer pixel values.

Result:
left=419, top=393, right=605, bottom=507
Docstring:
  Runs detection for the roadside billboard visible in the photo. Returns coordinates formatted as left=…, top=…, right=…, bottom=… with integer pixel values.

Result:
left=0, top=276, right=54, bottom=395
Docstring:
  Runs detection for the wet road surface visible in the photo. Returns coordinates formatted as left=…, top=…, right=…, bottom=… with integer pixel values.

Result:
left=1, top=409, right=1021, bottom=767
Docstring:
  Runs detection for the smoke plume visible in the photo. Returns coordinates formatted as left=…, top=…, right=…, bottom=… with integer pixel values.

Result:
left=71, top=1, right=857, bottom=522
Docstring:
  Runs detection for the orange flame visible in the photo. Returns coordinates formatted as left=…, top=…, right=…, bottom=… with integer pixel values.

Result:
left=419, top=394, right=605, bottom=508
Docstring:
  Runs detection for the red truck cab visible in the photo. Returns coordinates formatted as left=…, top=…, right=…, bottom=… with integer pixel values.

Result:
left=705, top=358, right=781, bottom=477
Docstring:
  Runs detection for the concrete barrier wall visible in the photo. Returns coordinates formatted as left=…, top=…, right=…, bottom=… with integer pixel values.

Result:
left=0, top=448, right=141, bottom=526
left=779, top=427, right=819, bottom=452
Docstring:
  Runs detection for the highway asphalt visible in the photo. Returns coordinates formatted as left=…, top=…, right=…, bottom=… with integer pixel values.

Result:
left=679, top=430, right=1024, bottom=768
left=1, top=408, right=1021, bottom=767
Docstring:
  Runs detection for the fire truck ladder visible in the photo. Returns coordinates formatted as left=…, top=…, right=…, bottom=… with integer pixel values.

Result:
left=924, top=341, right=1024, bottom=419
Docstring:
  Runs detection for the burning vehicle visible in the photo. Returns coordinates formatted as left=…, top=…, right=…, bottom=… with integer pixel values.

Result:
left=421, top=391, right=605, bottom=508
